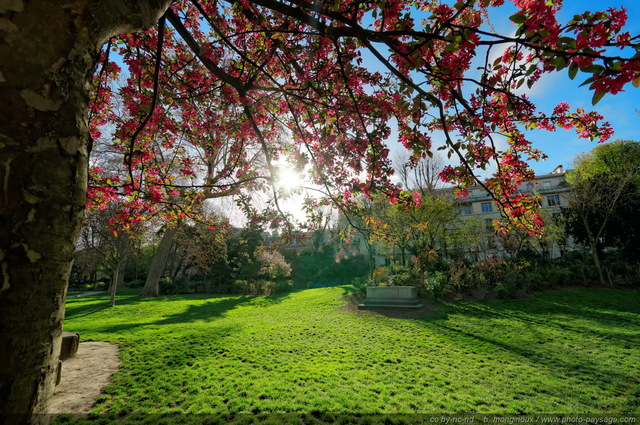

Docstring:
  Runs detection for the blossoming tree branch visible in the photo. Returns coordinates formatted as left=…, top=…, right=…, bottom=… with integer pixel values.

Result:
left=88, top=0, right=640, bottom=235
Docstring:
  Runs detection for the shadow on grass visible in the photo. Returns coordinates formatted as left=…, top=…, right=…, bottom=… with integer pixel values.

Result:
left=440, top=289, right=639, bottom=345
left=66, top=288, right=297, bottom=336
left=63, top=290, right=159, bottom=319
left=417, top=289, right=639, bottom=397
left=155, top=296, right=255, bottom=325
left=63, top=300, right=111, bottom=319
left=152, top=289, right=296, bottom=325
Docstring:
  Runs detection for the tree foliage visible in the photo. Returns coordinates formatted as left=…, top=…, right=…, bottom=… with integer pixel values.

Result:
left=87, top=0, right=640, bottom=236
left=563, top=140, right=640, bottom=283
left=175, top=218, right=229, bottom=277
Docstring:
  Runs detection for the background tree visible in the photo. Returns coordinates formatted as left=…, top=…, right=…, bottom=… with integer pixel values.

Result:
left=174, top=217, right=230, bottom=291
left=563, top=140, right=640, bottom=285
left=227, top=224, right=265, bottom=282
left=494, top=209, right=566, bottom=260
left=398, top=155, right=456, bottom=263
left=368, top=199, right=415, bottom=266
left=448, top=216, right=490, bottom=261
left=77, top=203, right=145, bottom=305
left=366, top=154, right=455, bottom=267
left=396, top=151, right=446, bottom=197
left=2, top=1, right=640, bottom=422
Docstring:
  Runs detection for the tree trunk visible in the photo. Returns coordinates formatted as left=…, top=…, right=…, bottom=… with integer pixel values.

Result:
left=172, top=257, right=185, bottom=280
left=116, top=257, right=127, bottom=289
left=140, top=225, right=179, bottom=298
left=590, top=240, right=606, bottom=286
left=365, top=243, right=376, bottom=278
left=0, top=2, right=171, bottom=423
left=582, top=215, right=606, bottom=286
left=109, top=258, right=125, bottom=306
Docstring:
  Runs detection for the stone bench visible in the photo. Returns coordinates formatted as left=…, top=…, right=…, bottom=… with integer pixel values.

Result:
left=358, top=286, right=423, bottom=309
left=56, top=331, right=80, bottom=385
left=60, top=331, right=80, bottom=359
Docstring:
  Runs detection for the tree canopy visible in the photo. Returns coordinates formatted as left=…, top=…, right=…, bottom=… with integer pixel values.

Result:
left=87, top=0, right=640, bottom=235
left=563, top=140, right=640, bottom=283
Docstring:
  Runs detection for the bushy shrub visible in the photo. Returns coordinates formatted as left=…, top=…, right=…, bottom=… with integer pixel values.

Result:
left=446, top=256, right=573, bottom=299
left=371, top=266, right=389, bottom=285
left=290, top=247, right=369, bottom=286
left=492, top=259, right=575, bottom=299
left=257, top=249, right=292, bottom=281
left=217, top=278, right=294, bottom=296
left=69, top=281, right=108, bottom=292
left=125, top=279, right=145, bottom=288
left=540, top=264, right=571, bottom=287
left=495, top=270, right=524, bottom=299
left=273, top=280, right=293, bottom=294
left=390, top=270, right=414, bottom=286
left=159, top=276, right=179, bottom=295
left=424, top=271, right=448, bottom=300
left=94, top=281, right=108, bottom=291
left=333, top=254, right=369, bottom=284
left=447, top=258, right=503, bottom=296
left=371, top=264, right=416, bottom=286
left=351, top=276, right=371, bottom=295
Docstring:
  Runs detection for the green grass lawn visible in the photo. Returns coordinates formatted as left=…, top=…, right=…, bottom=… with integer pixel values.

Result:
left=56, top=287, right=640, bottom=423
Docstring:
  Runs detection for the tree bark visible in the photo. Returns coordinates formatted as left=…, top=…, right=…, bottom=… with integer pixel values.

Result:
left=109, top=257, right=125, bottom=306
left=140, top=225, right=179, bottom=298
left=116, top=256, right=127, bottom=289
left=582, top=214, right=606, bottom=286
left=0, top=2, right=171, bottom=424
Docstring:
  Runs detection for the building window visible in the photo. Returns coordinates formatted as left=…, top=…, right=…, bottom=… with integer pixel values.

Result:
left=547, top=195, right=560, bottom=206
left=462, top=204, right=472, bottom=215
left=526, top=182, right=535, bottom=191
left=481, top=202, right=492, bottom=213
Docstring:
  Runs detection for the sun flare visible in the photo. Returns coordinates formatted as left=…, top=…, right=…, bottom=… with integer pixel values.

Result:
left=275, top=166, right=302, bottom=191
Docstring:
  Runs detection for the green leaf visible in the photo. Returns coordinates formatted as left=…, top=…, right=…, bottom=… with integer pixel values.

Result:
left=553, top=56, right=567, bottom=71
left=579, top=76, right=595, bottom=87
left=445, top=43, right=458, bottom=52
left=510, top=14, right=527, bottom=24
left=581, top=64, right=604, bottom=75
left=591, top=90, right=606, bottom=106
left=559, top=36, right=575, bottom=45
left=568, top=62, right=579, bottom=80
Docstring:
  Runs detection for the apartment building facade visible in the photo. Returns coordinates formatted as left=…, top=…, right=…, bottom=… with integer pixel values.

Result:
left=452, top=165, right=572, bottom=260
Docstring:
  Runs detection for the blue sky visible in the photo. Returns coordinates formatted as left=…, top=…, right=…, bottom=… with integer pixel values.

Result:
left=487, top=0, right=640, bottom=175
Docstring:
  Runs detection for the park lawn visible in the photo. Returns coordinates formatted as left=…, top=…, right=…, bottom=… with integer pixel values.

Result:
left=56, top=287, right=640, bottom=423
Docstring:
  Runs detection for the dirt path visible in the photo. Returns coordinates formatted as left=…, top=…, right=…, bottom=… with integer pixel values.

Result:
left=47, top=341, right=121, bottom=414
